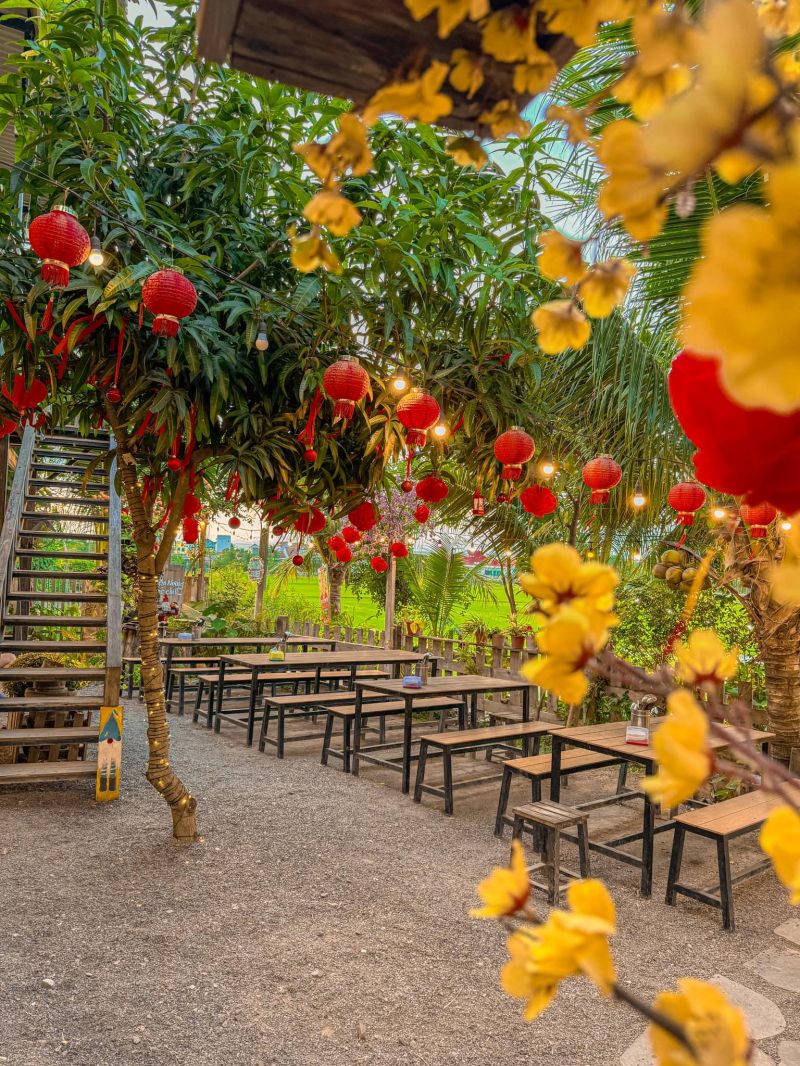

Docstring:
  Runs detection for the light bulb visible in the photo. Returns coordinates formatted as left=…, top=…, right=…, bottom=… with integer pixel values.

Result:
left=632, top=483, right=646, bottom=508
left=633, top=550, right=642, bottom=563
left=88, top=236, right=105, bottom=268
left=540, top=458, right=556, bottom=478
left=433, top=423, right=448, bottom=438
left=392, top=375, right=407, bottom=392
left=255, top=322, right=269, bottom=351
left=586, top=550, right=595, bottom=559
left=781, top=519, right=793, bottom=531
left=713, top=506, right=727, bottom=520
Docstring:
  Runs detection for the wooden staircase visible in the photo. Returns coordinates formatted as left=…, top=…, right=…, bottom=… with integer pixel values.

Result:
left=0, top=426, right=122, bottom=787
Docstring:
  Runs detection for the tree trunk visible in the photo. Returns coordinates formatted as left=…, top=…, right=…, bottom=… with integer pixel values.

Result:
left=254, top=526, right=268, bottom=619
left=761, top=624, right=800, bottom=764
left=328, top=563, right=344, bottom=615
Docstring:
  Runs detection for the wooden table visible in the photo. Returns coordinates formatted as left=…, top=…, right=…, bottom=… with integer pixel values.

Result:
left=353, top=674, right=534, bottom=794
left=550, top=721, right=774, bottom=898
left=219, top=649, right=435, bottom=746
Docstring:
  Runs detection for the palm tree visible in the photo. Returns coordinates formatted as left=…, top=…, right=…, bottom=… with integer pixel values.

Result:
left=402, top=544, right=496, bottom=637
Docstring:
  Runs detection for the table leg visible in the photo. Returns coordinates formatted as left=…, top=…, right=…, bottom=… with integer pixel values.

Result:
left=641, top=762, right=656, bottom=897
left=521, top=686, right=530, bottom=723
left=401, top=696, right=413, bottom=794
left=246, top=665, right=259, bottom=746
left=550, top=734, right=563, bottom=802
left=211, top=657, right=225, bottom=729
left=352, top=687, right=363, bottom=776
left=470, top=692, right=478, bottom=729
left=163, top=644, right=175, bottom=713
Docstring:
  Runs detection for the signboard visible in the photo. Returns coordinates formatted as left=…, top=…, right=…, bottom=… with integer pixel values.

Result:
left=158, top=563, right=186, bottom=605
left=247, top=557, right=265, bottom=583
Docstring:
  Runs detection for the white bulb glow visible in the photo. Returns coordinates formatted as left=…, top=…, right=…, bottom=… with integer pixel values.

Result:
left=433, top=423, right=447, bottom=438
left=713, top=507, right=727, bottom=520
left=392, top=376, right=407, bottom=392
left=781, top=519, right=792, bottom=531
left=88, top=237, right=105, bottom=267
left=540, top=460, right=556, bottom=477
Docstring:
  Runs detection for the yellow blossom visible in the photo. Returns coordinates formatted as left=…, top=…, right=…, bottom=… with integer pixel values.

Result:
left=532, top=299, right=591, bottom=354
left=537, top=231, right=585, bottom=286
left=650, top=979, right=751, bottom=1066
left=633, top=6, right=698, bottom=77
left=776, top=49, right=800, bottom=85
left=481, top=7, right=539, bottom=63
left=446, top=135, right=488, bottom=169
left=471, top=840, right=530, bottom=918
left=363, top=62, right=453, bottom=126
left=755, top=0, right=800, bottom=36
left=449, top=49, right=485, bottom=98
left=518, top=542, right=618, bottom=617
left=538, top=0, right=605, bottom=46
left=596, top=120, right=669, bottom=241
left=326, top=113, right=373, bottom=177
left=293, top=141, right=334, bottom=182
left=546, top=104, right=591, bottom=145
left=480, top=100, right=531, bottom=139
left=501, top=879, right=616, bottom=1021
left=303, top=190, right=362, bottom=237
left=578, top=259, right=636, bottom=318
left=513, top=53, right=558, bottom=95
left=522, top=607, right=610, bottom=705
left=405, top=0, right=489, bottom=37
left=674, top=630, right=739, bottom=688
left=290, top=231, right=342, bottom=274
left=760, top=805, right=800, bottom=905
left=642, top=690, right=712, bottom=808
left=614, top=63, right=691, bottom=120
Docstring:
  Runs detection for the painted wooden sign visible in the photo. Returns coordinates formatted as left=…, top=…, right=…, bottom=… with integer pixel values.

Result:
left=96, top=706, right=123, bottom=802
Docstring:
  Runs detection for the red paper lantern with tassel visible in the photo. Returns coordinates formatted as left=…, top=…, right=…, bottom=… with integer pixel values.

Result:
left=415, top=504, right=430, bottom=524
left=396, top=388, right=440, bottom=450
left=28, top=207, right=90, bottom=289
left=391, top=542, right=408, bottom=558
left=370, top=556, right=388, bottom=573
left=494, top=428, right=535, bottom=480
left=472, top=488, right=486, bottom=517
left=341, top=525, right=361, bottom=544
left=520, top=485, right=557, bottom=517
left=348, top=501, right=379, bottom=533
left=740, top=502, right=777, bottom=538
left=294, top=508, right=326, bottom=535
left=322, top=357, right=369, bottom=423
left=667, top=481, right=706, bottom=526
left=415, top=475, right=449, bottom=504
left=142, top=269, right=197, bottom=337
left=582, top=455, right=622, bottom=503
left=182, top=517, right=199, bottom=544
left=336, top=546, right=353, bottom=563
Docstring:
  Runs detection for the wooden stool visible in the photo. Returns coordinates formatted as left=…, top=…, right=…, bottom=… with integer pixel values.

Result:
left=511, top=800, right=591, bottom=904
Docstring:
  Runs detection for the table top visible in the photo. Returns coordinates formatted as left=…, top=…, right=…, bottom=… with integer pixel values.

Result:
left=161, top=636, right=335, bottom=648
left=354, top=673, right=531, bottom=697
left=222, top=649, right=425, bottom=669
left=553, top=720, right=775, bottom=761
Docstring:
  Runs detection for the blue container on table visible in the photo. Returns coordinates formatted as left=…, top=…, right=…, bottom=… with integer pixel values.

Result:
left=402, top=674, right=423, bottom=689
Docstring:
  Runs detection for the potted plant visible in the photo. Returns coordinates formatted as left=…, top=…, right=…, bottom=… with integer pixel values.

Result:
left=508, top=622, right=534, bottom=651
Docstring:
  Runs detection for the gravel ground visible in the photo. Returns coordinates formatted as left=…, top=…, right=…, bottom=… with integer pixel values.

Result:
left=0, top=698, right=796, bottom=1066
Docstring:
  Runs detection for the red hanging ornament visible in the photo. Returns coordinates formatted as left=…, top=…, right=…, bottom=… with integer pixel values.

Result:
left=520, top=484, right=558, bottom=517
left=183, top=495, right=202, bottom=518
left=348, top=501, right=380, bottom=532
left=472, top=488, right=486, bottom=517
left=273, top=525, right=286, bottom=536
left=336, top=546, right=353, bottom=563
left=292, top=554, right=305, bottom=567
left=582, top=455, right=622, bottom=503
left=396, top=388, right=440, bottom=450
left=497, top=492, right=508, bottom=505
left=304, top=449, right=317, bottom=463
left=390, top=542, right=408, bottom=558
left=415, top=503, right=430, bottom=524
left=370, top=556, right=388, bottom=573
left=667, top=481, right=706, bottom=526
left=167, top=456, right=182, bottom=472
left=28, top=207, right=90, bottom=289
left=106, top=385, right=122, bottom=404
left=297, top=385, right=324, bottom=459
left=229, top=515, right=241, bottom=529
left=494, top=427, right=535, bottom=480
left=327, top=534, right=345, bottom=552
left=415, top=475, right=449, bottom=504
left=294, top=507, right=326, bottom=535
left=182, top=517, right=199, bottom=544
left=740, top=502, right=777, bottom=538
left=400, top=479, right=413, bottom=493
left=341, top=525, right=361, bottom=545
left=322, top=356, right=370, bottom=424
left=142, top=269, right=197, bottom=337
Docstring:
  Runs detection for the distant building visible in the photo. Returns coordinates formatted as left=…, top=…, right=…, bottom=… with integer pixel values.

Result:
left=214, top=534, right=232, bottom=553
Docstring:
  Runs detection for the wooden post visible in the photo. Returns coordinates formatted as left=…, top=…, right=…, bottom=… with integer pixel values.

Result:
left=384, top=553, right=396, bottom=649
left=254, top=524, right=269, bottom=620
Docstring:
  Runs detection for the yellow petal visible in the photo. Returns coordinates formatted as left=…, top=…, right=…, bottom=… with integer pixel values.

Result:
left=532, top=300, right=591, bottom=354
left=760, top=805, right=800, bottom=905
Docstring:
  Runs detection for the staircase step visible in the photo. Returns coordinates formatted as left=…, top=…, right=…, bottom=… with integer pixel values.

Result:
left=12, top=570, right=107, bottom=581
left=34, top=450, right=107, bottom=462
left=0, top=761, right=98, bottom=785
left=40, top=436, right=109, bottom=450
left=22, top=512, right=109, bottom=523
left=0, top=695, right=103, bottom=710
left=28, top=479, right=108, bottom=490
left=0, top=640, right=106, bottom=653
left=25, top=496, right=109, bottom=507
left=0, top=727, right=99, bottom=746
left=15, top=531, right=109, bottom=541
left=3, top=615, right=108, bottom=628
left=15, top=549, right=109, bottom=561
left=7, top=590, right=107, bottom=602
left=0, top=667, right=105, bottom=682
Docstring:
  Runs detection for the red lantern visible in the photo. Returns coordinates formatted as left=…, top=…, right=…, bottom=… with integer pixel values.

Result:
left=28, top=207, right=90, bottom=289
left=142, top=269, right=198, bottom=337
left=184, top=494, right=202, bottom=517
left=167, top=456, right=182, bottom=472
left=415, top=503, right=430, bottom=523
left=669, top=349, right=800, bottom=514
left=400, top=479, right=413, bottom=493
left=348, top=501, right=379, bottom=532
left=582, top=455, right=622, bottom=503
left=667, top=481, right=707, bottom=526
left=740, top=502, right=777, bottom=538
left=520, top=484, right=558, bottom=517
left=229, top=515, right=241, bottom=529
left=322, top=356, right=370, bottom=423
left=273, top=525, right=286, bottom=535
left=106, top=385, right=122, bottom=405
left=494, top=428, right=535, bottom=480
left=341, top=525, right=361, bottom=544
left=415, top=475, right=449, bottom=504
left=391, top=542, right=409, bottom=558
left=304, top=448, right=317, bottom=463
left=292, top=554, right=304, bottom=566
left=182, top=517, right=199, bottom=544
left=327, top=534, right=345, bottom=552
left=370, top=556, right=388, bottom=573
left=396, top=388, right=440, bottom=450
left=336, top=546, right=353, bottom=563
left=473, top=488, right=485, bottom=516
left=294, top=507, right=325, bottom=535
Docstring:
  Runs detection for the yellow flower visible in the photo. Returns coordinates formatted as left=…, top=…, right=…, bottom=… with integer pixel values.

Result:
left=596, top=120, right=669, bottom=241
left=537, top=231, right=585, bottom=286
left=532, top=299, right=591, bottom=354
left=546, top=104, right=591, bottom=145
left=776, top=49, right=800, bottom=85
left=755, top=0, right=800, bottom=36
left=501, top=879, right=616, bottom=1021
left=471, top=840, right=530, bottom=918
left=522, top=607, right=610, bottom=705
left=674, top=630, right=739, bottom=688
left=293, top=141, right=334, bottom=182
left=760, top=805, right=800, bottom=905
left=363, top=62, right=453, bottom=126
left=449, top=50, right=484, bottom=99
left=405, top=0, right=489, bottom=37
left=518, top=542, right=618, bottom=617
left=303, top=190, right=362, bottom=237
left=613, top=63, right=691, bottom=120
left=681, top=159, right=800, bottom=414
left=642, top=690, right=712, bottom=808
left=513, top=53, right=558, bottom=95
left=633, top=6, right=698, bottom=77
left=538, top=0, right=605, bottom=46
left=290, top=230, right=342, bottom=274
left=482, top=7, right=539, bottom=63
left=446, top=135, right=488, bottom=169
left=326, top=113, right=373, bottom=177
left=650, top=979, right=751, bottom=1066
left=578, top=259, right=636, bottom=318
left=479, top=100, right=531, bottom=139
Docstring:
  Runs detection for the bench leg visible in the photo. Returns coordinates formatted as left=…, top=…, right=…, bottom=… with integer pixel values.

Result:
left=544, top=828, right=560, bottom=905
left=193, top=680, right=205, bottom=724
left=665, top=825, right=686, bottom=907
left=258, top=705, right=270, bottom=754
left=342, top=718, right=352, bottom=774
left=165, top=672, right=175, bottom=714
left=494, top=766, right=513, bottom=837
left=511, top=813, right=523, bottom=842
left=717, top=837, right=735, bottom=932
left=276, top=708, right=286, bottom=759
left=577, top=821, right=591, bottom=879
left=206, top=683, right=215, bottom=729
left=178, top=673, right=186, bottom=718
left=414, top=740, right=429, bottom=803
left=615, top=761, right=629, bottom=794
left=126, top=663, right=134, bottom=699
left=442, top=750, right=454, bottom=816
left=321, top=714, right=334, bottom=766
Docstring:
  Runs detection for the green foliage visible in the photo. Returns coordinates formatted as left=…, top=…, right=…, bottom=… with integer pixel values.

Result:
left=402, top=547, right=497, bottom=637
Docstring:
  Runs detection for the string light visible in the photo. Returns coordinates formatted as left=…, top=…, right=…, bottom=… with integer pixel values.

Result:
left=433, top=422, right=448, bottom=439
left=632, top=482, right=646, bottom=509
left=391, top=375, right=408, bottom=392
left=88, top=236, right=105, bottom=268
left=255, top=321, right=269, bottom=351
left=633, top=548, right=642, bottom=563
left=781, top=518, right=793, bottom=532
left=712, top=505, right=727, bottom=521
left=540, top=457, right=556, bottom=478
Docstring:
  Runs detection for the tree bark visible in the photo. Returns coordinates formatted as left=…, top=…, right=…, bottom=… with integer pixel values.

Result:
left=760, top=622, right=800, bottom=764
left=328, top=563, right=344, bottom=615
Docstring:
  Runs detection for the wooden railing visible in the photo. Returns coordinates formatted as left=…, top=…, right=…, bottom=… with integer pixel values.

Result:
left=104, top=435, right=122, bottom=704
left=0, top=425, right=35, bottom=633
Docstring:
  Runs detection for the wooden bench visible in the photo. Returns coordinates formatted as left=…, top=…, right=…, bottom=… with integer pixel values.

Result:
left=666, top=789, right=790, bottom=931
left=494, top=750, right=627, bottom=837
left=511, top=800, right=591, bottom=903
left=414, top=722, right=552, bottom=815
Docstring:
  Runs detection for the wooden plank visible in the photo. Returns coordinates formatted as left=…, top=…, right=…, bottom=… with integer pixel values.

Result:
left=0, top=760, right=97, bottom=783
left=196, top=0, right=244, bottom=62
left=0, top=727, right=98, bottom=746
left=421, top=721, right=551, bottom=746
left=96, top=706, right=123, bottom=801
